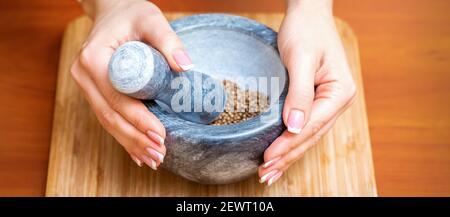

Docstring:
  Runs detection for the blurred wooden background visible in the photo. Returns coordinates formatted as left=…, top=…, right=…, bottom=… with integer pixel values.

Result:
left=0, top=0, right=448, bottom=196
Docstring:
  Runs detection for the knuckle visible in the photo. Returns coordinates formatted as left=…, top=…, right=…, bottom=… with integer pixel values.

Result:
left=108, top=92, right=123, bottom=110
left=328, top=80, right=356, bottom=106
left=98, top=110, right=117, bottom=130
left=164, top=32, right=180, bottom=43
left=281, top=156, right=296, bottom=170
left=78, top=46, right=93, bottom=69
left=155, top=30, right=180, bottom=53
left=277, top=158, right=288, bottom=169
left=287, top=139, right=300, bottom=152
left=127, top=143, right=142, bottom=154
left=131, top=112, right=145, bottom=131
left=131, top=134, right=141, bottom=148
left=311, top=120, right=326, bottom=135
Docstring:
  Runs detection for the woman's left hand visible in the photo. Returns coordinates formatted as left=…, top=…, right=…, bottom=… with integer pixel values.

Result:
left=258, top=0, right=357, bottom=186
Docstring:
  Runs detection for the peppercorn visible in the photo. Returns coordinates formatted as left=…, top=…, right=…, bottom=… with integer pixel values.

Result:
left=210, top=80, right=269, bottom=125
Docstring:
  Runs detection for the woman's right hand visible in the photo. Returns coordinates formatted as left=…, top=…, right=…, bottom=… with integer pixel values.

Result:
left=70, top=0, right=193, bottom=169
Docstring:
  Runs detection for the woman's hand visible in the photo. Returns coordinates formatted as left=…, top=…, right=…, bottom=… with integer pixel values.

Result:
left=258, top=0, right=356, bottom=185
left=70, top=0, right=193, bottom=169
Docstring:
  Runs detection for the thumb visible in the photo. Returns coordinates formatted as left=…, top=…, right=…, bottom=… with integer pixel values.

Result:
left=138, top=12, right=193, bottom=72
left=283, top=52, right=317, bottom=134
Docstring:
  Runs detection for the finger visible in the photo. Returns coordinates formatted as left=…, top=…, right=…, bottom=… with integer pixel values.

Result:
left=138, top=9, right=193, bottom=72
left=259, top=116, right=338, bottom=178
left=78, top=62, right=166, bottom=166
left=258, top=169, right=283, bottom=186
left=78, top=40, right=167, bottom=146
left=130, top=154, right=143, bottom=167
left=263, top=80, right=354, bottom=163
left=282, top=50, right=318, bottom=134
left=71, top=61, right=166, bottom=166
left=259, top=86, right=357, bottom=177
left=279, top=117, right=338, bottom=171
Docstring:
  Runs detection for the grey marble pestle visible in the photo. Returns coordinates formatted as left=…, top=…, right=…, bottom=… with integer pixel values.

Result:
left=108, top=41, right=227, bottom=124
left=112, top=14, right=288, bottom=184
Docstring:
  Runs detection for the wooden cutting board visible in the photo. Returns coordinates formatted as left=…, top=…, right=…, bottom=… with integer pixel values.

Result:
left=46, top=13, right=377, bottom=196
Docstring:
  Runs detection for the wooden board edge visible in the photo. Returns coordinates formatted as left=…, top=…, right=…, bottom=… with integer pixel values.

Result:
left=335, top=18, right=378, bottom=196
left=45, top=16, right=92, bottom=196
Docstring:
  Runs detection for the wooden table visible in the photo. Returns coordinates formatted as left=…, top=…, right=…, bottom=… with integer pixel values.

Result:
left=0, top=0, right=449, bottom=196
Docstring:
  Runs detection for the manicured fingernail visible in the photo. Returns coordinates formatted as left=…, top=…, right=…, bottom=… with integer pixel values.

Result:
left=267, top=171, right=283, bottom=186
left=262, top=156, right=281, bottom=168
left=147, top=131, right=164, bottom=146
left=146, top=147, right=164, bottom=163
left=259, top=170, right=278, bottom=184
left=173, top=50, right=194, bottom=71
left=151, top=159, right=157, bottom=170
left=131, top=156, right=143, bottom=167
left=287, top=109, right=304, bottom=134
left=142, top=155, right=157, bottom=170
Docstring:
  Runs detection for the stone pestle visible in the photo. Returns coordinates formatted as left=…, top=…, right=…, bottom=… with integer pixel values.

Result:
left=108, top=41, right=227, bottom=124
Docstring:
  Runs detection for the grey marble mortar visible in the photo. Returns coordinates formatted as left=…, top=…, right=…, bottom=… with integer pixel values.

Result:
left=144, top=14, right=288, bottom=184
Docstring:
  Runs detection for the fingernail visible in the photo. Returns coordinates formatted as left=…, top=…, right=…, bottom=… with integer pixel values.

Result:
left=151, top=159, right=157, bottom=170
left=259, top=170, right=278, bottom=184
left=142, top=155, right=157, bottom=170
left=173, top=50, right=194, bottom=71
left=287, top=109, right=304, bottom=134
left=131, top=156, right=143, bottom=167
left=147, top=131, right=164, bottom=146
left=262, top=156, right=281, bottom=168
left=267, top=171, right=283, bottom=186
left=146, top=147, right=165, bottom=163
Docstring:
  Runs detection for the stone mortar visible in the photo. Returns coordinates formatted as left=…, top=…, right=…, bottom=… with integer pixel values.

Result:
left=145, top=13, right=288, bottom=184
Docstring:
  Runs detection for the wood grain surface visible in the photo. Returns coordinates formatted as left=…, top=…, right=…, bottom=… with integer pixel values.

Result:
left=0, top=0, right=448, bottom=196
left=45, top=14, right=376, bottom=196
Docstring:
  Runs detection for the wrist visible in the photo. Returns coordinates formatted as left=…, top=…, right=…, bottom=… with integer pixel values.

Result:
left=286, top=0, right=333, bottom=17
left=79, top=0, right=143, bottom=19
